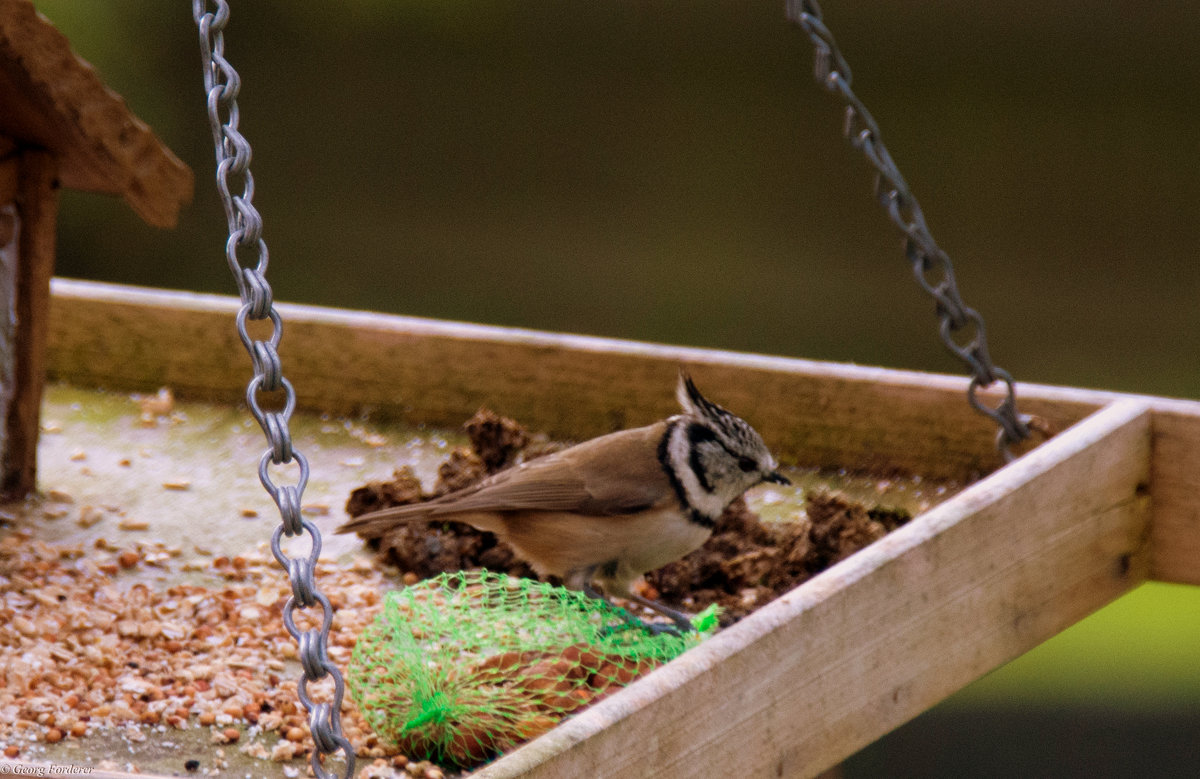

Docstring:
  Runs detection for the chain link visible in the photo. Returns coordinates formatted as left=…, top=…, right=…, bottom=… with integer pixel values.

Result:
left=192, top=3, right=354, bottom=776
left=786, top=0, right=1033, bottom=460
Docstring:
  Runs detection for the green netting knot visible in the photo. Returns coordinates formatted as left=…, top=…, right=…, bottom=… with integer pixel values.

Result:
left=402, top=691, right=449, bottom=731
left=348, top=570, right=716, bottom=768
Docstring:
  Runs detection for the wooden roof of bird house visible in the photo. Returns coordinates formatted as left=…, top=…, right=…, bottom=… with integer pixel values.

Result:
left=0, top=0, right=192, bottom=227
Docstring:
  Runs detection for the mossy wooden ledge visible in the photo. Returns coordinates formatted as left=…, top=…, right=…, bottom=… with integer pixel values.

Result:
left=47, top=278, right=1103, bottom=483
left=39, top=278, right=1200, bottom=778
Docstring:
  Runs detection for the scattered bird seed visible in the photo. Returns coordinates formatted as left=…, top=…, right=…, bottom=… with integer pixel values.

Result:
left=77, top=507, right=104, bottom=528
left=0, top=532, right=395, bottom=769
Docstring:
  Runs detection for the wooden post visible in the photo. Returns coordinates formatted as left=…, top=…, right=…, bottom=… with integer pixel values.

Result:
left=1, top=149, right=57, bottom=498
left=0, top=145, right=17, bottom=484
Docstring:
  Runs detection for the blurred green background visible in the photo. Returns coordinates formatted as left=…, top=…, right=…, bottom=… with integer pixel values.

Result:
left=31, top=1, right=1200, bottom=775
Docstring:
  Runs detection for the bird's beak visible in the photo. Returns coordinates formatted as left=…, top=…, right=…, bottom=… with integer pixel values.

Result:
left=762, top=470, right=791, bottom=486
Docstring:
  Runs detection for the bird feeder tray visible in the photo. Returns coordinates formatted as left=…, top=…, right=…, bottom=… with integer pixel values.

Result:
left=35, top=278, right=1200, bottom=778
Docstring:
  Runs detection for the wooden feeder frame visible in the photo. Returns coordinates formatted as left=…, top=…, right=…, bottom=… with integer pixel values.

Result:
left=33, top=278, right=1200, bottom=778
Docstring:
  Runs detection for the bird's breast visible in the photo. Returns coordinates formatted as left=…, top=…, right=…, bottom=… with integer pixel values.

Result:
left=494, top=506, right=711, bottom=584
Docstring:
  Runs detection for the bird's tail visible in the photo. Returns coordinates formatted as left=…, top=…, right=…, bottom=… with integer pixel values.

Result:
left=335, top=502, right=437, bottom=539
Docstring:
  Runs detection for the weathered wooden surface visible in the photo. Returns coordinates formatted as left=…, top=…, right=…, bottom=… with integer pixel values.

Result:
left=0, top=0, right=192, bottom=227
left=46, top=279, right=1116, bottom=484
left=1145, top=400, right=1200, bottom=586
left=1, top=150, right=55, bottom=498
left=475, top=400, right=1153, bottom=778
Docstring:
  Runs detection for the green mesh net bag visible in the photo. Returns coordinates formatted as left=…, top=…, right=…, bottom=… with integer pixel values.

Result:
left=348, top=570, right=718, bottom=768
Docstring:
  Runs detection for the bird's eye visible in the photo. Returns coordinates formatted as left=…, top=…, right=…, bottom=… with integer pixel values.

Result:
left=737, top=456, right=757, bottom=473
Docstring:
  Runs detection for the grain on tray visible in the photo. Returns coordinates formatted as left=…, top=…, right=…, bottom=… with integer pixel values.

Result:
left=0, top=530, right=400, bottom=767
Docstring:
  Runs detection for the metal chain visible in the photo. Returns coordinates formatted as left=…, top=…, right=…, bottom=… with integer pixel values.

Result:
left=192, top=3, right=355, bottom=777
left=786, top=0, right=1033, bottom=461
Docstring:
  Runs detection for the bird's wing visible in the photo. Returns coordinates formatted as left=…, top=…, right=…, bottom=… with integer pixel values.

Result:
left=429, top=421, right=674, bottom=517
left=336, top=421, right=675, bottom=537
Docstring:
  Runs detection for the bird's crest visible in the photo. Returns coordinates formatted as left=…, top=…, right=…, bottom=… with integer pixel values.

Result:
left=676, top=369, right=725, bottom=421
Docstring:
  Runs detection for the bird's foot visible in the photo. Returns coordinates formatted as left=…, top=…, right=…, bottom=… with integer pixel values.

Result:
left=601, top=611, right=692, bottom=639
left=640, top=621, right=688, bottom=638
